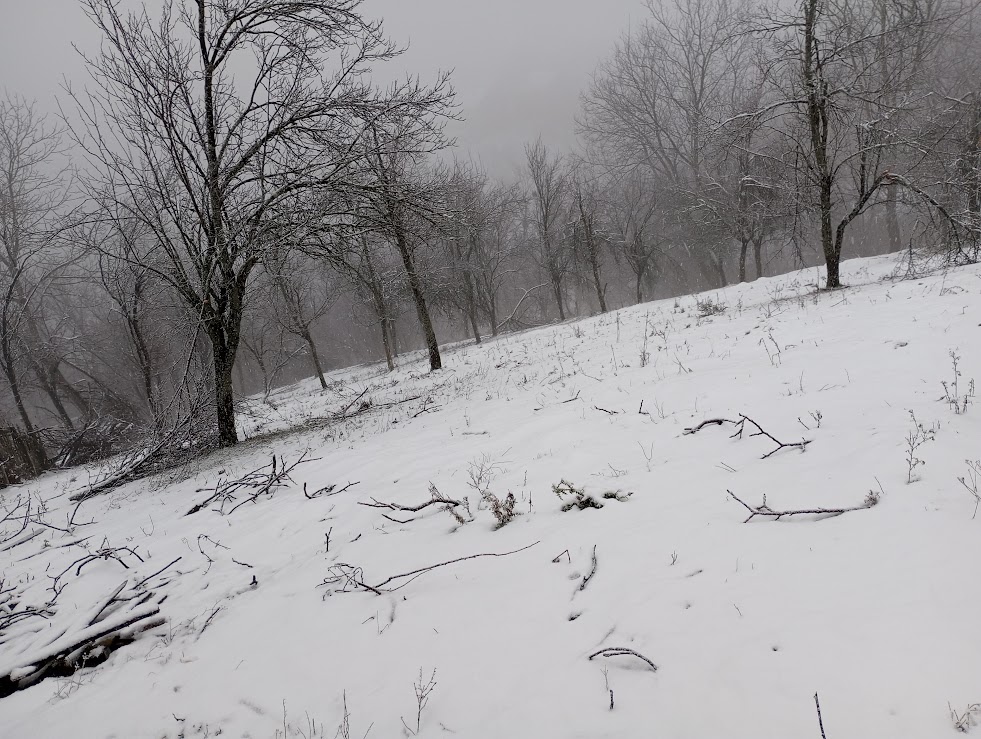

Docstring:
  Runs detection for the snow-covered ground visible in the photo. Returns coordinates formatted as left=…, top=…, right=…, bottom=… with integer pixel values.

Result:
left=2, top=255, right=980, bottom=738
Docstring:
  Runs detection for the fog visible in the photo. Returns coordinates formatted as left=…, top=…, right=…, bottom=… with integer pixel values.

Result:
left=0, top=0, right=640, bottom=175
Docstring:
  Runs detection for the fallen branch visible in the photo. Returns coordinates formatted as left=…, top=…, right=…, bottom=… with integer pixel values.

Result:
left=588, top=647, right=658, bottom=672
left=683, top=414, right=811, bottom=459
left=359, top=485, right=464, bottom=522
left=496, top=283, right=547, bottom=332
left=321, top=542, right=540, bottom=596
left=0, top=580, right=166, bottom=698
left=579, top=545, right=598, bottom=592
left=336, top=389, right=369, bottom=419
left=727, top=490, right=877, bottom=523
left=185, top=452, right=315, bottom=516
left=814, top=692, right=827, bottom=739
left=304, top=481, right=359, bottom=500
left=134, top=557, right=182, bottom=589
left=683, top=418, right=734, bottom=434
left=733, top=415, right=811, bottom=458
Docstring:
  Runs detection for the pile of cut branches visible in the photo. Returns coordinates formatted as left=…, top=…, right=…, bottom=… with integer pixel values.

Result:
left=0, top=578, right=167, bottom=698
left=186, top=452, right=315, bottom=516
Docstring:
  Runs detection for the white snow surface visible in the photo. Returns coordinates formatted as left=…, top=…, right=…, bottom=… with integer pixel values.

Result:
left=2, top=255, right=980, bottom=738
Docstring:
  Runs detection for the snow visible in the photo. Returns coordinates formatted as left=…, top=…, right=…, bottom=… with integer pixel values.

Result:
left=2, top=254, right=980, bottom=738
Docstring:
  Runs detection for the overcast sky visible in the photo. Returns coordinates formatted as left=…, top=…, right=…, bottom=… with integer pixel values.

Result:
left=0, top=0, right=641, bottom=178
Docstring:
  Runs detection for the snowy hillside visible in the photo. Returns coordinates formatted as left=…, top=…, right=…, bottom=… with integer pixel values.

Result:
left=1, top=255, right=980, bottom=739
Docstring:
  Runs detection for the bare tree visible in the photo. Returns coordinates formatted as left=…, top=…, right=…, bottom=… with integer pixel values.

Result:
left=69, top=0, right=447, bottom=446
left=569, top=163, right=608, bottom=312
left=355, top=112, right=455, bottom=371
left=746, top=0, right=944, bottom=287
left=525, top=138, right=572, bottom=320
left=264, top=247, right=337, bottom=389
left=580, top=0, right=752, bottom=288
left=607, top=170, right=663, bottom=303
left=0, top=95, right=86, bottom=444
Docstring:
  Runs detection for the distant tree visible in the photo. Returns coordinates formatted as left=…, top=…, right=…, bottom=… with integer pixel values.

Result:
left=0, top=95, right=84, bottom=443
left=525, top=138, right=573, bottom=320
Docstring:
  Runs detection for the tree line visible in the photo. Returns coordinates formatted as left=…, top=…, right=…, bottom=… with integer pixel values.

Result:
left=1, top=0, right=979, bottom=473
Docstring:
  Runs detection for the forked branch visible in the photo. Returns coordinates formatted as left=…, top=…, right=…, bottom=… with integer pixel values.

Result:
left=727, top=490, right=878, bottom=523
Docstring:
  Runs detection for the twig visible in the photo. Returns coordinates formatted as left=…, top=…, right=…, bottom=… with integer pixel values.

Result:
left=733, top=415, right=812, bottom=458
left=587, top=647, right=658, bottom=672
left=304, top=481, right=360, bottom=500
left=200, top=606, right=221, bottom=635
left=579, top=545, right=598, bottom=591
left=134, top=557, right=182, bottom=589
left=496, top=283, right=547, bottom=331
left=336, top=389, right=369, bottom=419
left=322, top=543, right=541, bottom=597
left=359, top=495, right=463, bottom=513
left=373, top=542, right=540, bottom=592
left=814, top=692, right=827, bottom=739
left=683, top=418, right=734, bottom=434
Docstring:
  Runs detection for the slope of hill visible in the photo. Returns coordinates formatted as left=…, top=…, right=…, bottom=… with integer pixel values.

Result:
left=1, top=255, right=979, bottom=738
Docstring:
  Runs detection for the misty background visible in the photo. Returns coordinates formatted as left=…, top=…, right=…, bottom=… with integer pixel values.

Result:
left=0, top=0, right=640, bottom=176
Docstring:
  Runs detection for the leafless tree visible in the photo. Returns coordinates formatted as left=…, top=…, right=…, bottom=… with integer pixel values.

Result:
left=0, top=95, right=87, bottom=444
left=68, top=0, right=450, bottom=446
left=606, top=169, right=664, bottom=303
left=569, top=163, right=608, bottom=312
left=525, top=138, right=573, bottom=320
left=580, top=0, right=753, bottom=288
left=744, top=0, right=945, bottom=287
left=354, top=110, right=455, bottom=371
left=263, top=247, right=337, bottom=389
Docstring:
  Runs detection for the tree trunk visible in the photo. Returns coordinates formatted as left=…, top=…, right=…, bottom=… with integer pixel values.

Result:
left=635, top=271, right=644, bottom=304
left=551, top=276, right=566, bottom=321
left=302, top=330, right=328, bottom=389
left=488, top=297, right=499, bottom=337
left=885, top=183, right=901, bottom=252
left=825, top=248, right=841, bottom=289
left=393, top=234, right=441, bottom=371
left=389, top=318, right=400, bottom=358
left=211, top=338, right=238, bottom=447
left=379, top=317, right=395, bottom=371
left=714, top=255, right=728, bottom=288
left=738, top=237, right=750, bottom=283
left=0, top=328, right=37, bottom=438
left=753, top=235, right=765, bottom=280
left=583, top=224, right=607, bottom=313
left=819, top=181, right=839, bottom=288
left=468, top=309, right=482, bottom=344
left=37, top=363, right=75, bottom=431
